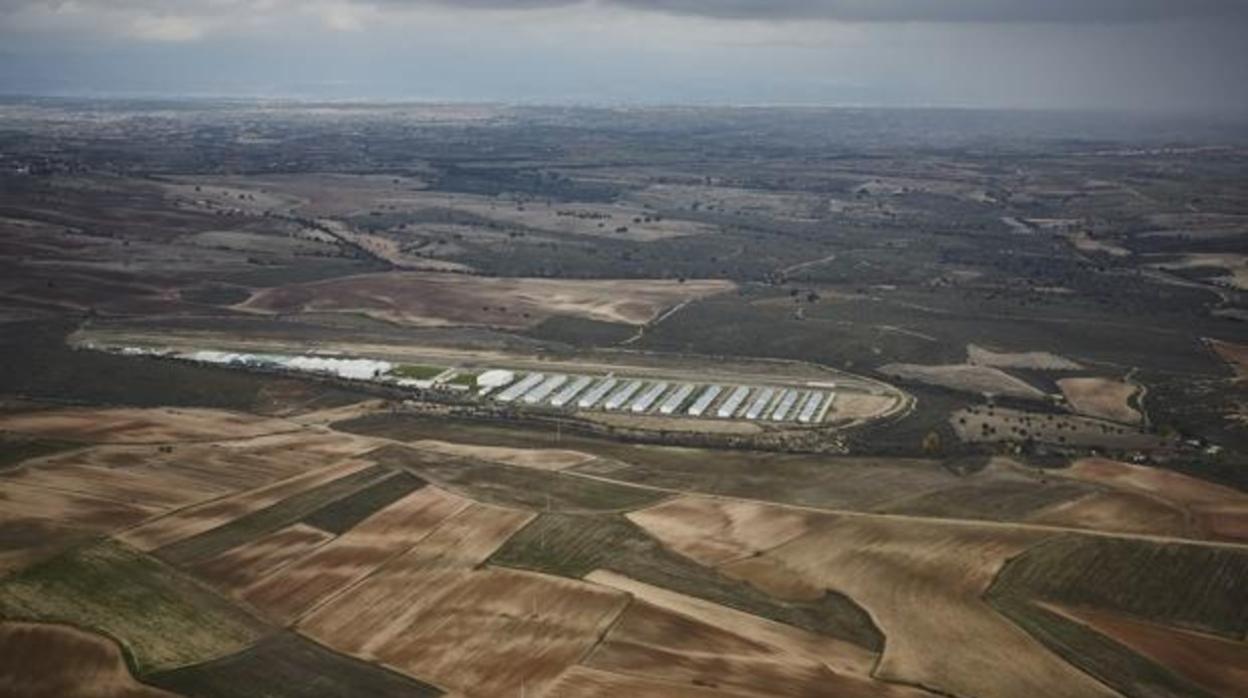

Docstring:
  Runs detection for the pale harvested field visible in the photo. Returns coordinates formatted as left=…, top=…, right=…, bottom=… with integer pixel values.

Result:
left=242, top=486, right=470, bottom=623
left=1057, top=458, right=1248, bottom=543
left=352, top=568, right=627, bottom=697
left=0, top=480, right=159, bottom=530
left=880, top=363, right=1046, bottom=400
left=302, top=504, right=633, bottom=696
left=240, top=271, right=734, bottom=328
left=0, top=621, right=174, bottom=698
left=967, top=344, right=1082, bottom=371
left=409, top=439, right=596, bottom=471
left=545, top=665, right=759, bottom=698
left=627, top=499, right=819, bottom=567
left=118, top=459, right=373, bottom=551
left=633, top=497, right=1118, bottom=698
left=1047, top=604, right=1248, bottom=698
left=1027, top=491, right=1187, bottom=537
left=584, top=597, right=926, bottom=698
left=585, top=571, right=882, bottom=680
left=1058, top=377, right=1142, bottom=424
left=299, top=503, right=533, bottom=643
left=3, top=458, right=221, bottom=512
left=830, top=393, right=900, bottom=422
left=191, top=523, right=334, bottom=592
left=1208, top=338, right=1248, bottom=379
left=36, top=430, right=378, bottom=495
left=0, top=407, right=296, bottom=444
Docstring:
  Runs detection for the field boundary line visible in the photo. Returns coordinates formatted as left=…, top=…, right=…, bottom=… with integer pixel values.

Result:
left=108, top=457, right=371, bottom=541
left=563, top=469, right=1248, bottom=552
left=286, top=496, right=475, bottom=627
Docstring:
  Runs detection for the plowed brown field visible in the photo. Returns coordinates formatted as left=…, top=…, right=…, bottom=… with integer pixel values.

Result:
left=301, top=503, right=637, bottom=696
left=242, top=486, right=470, bottom=623
left=118, top=459, right=373, bottom=551
left=1027, top=491, right=1188, bottom=537
left=0, top=407, right=296, bottom=444
left=627, top=499, right=819, bottom=567
left=633, top=497, right=1119, bottom=698
left=0, top=621, right=174, bottom=698
left=583, top=572, right=932, bottom=698
left=191, top=523, right=334, bottom=591
left=1057, top=457, right=1248, bottom=542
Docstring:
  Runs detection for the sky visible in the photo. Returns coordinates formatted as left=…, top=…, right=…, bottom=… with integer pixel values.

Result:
left=1, top=1, right=1246, bottom=111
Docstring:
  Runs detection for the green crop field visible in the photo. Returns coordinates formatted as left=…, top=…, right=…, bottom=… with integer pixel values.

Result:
left=0, top=437, right=78, bottom=470
left=301, top=471, right=427, bottom=535
left=988, top=596, right=1215, bottom=698
left=490, top=512, right=884, bottom=652
left=988, top=535, right=1248, bottom=639
left=148, top=632, right=442, bottom=698
left=156, top=465, right=394, bottom=566
left=0, top=540, right=268, bottom=673
left=369, top=444, right=665, bottom=513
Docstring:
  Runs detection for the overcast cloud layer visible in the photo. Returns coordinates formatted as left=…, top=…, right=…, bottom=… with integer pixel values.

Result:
left=1, top=0, right=1246, bottom=111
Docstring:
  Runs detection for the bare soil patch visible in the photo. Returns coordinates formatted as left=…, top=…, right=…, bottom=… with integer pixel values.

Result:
left=348, top=567, right=627, bottom=697
left=830, top=393, right=901, bottom=422
left=627, top=498, right=819, bottom=567
left=239, top=271, right=734, bottom=328
left=545, top=665, right=759, bottom=697
left=45, top=430, right=376, bottom=496
left=584, top=571, right=880, bottom=680
left=880, top=363, right=1046, bottom=400
left=0, top=621, right=173, bottom=698
left=242, top=486, right=469, bottom=623
left=301, top=502, right=631, bottom=696
left=0, top=407, right=296, bottom=444
left=584, top=595, right=927, bottom=698
left=1027, top=492, right=1188, bottom=538
left=1058, top=377, right=1142, bottom=424
left=409, top=439, right=597, bottom=471
left=967, top=344, right=1082, bottom=371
